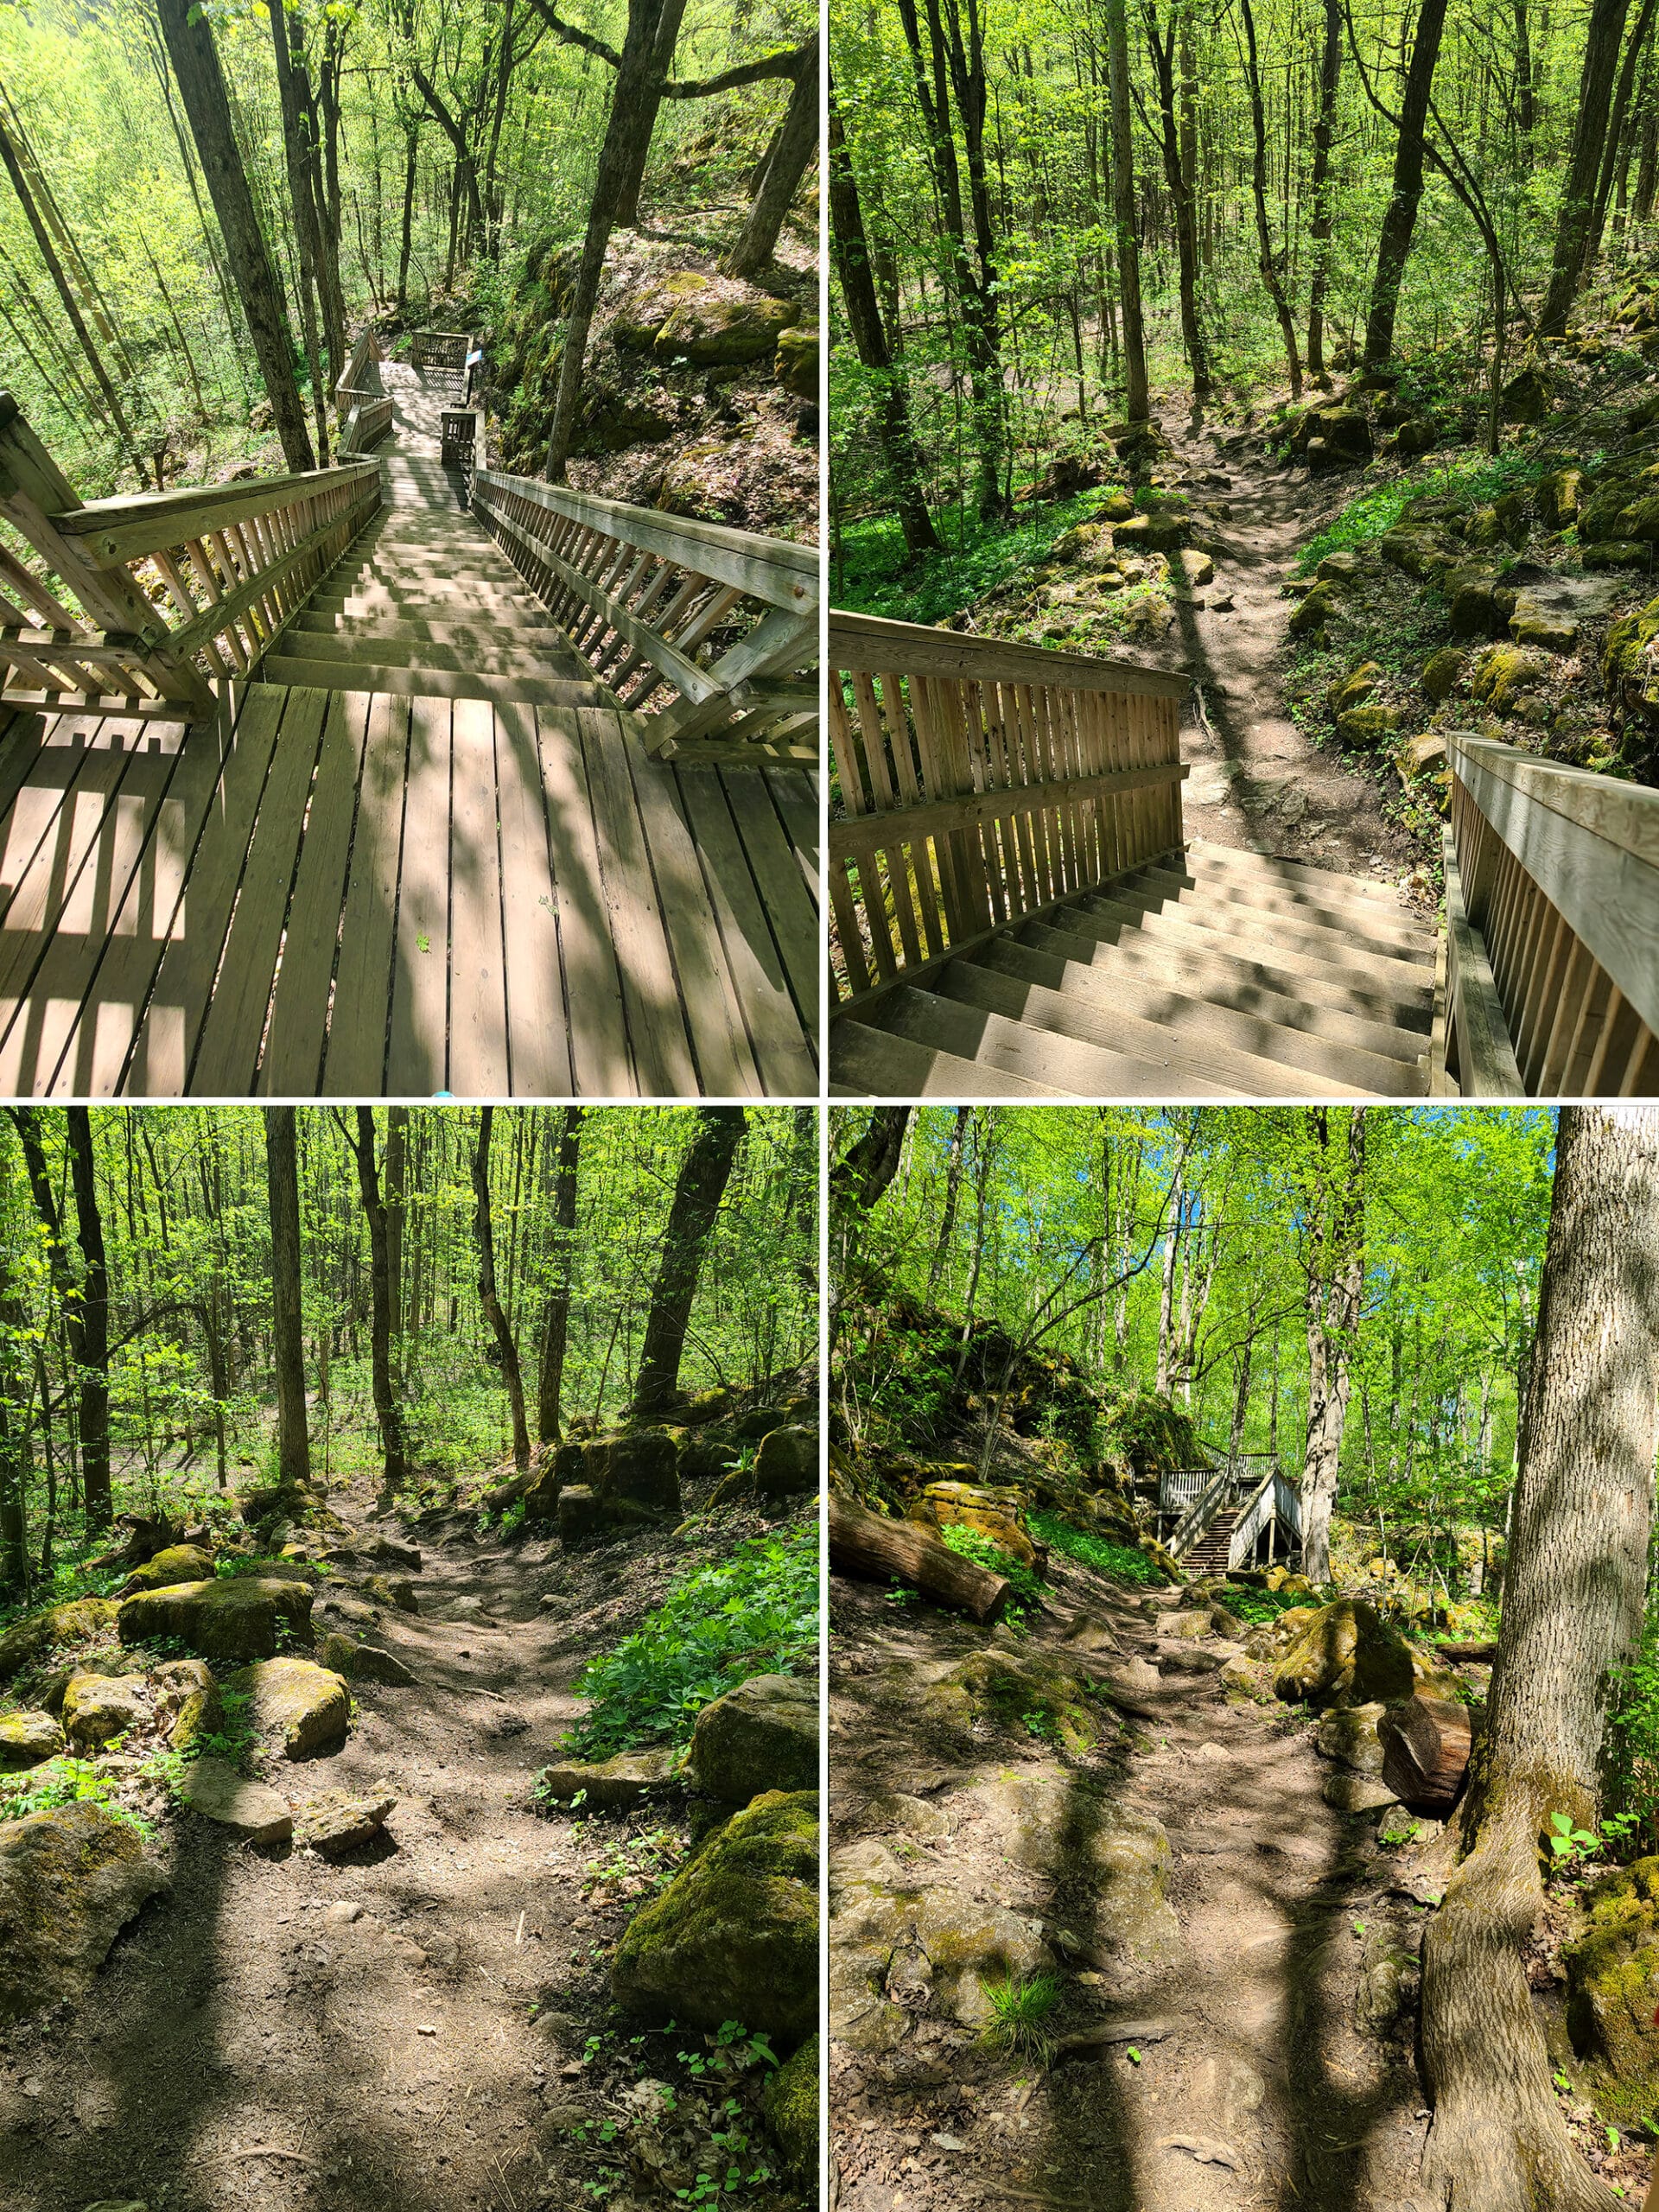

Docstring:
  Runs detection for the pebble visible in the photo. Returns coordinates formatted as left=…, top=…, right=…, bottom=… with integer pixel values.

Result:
left=416, top=2024, right=437, bottom=2037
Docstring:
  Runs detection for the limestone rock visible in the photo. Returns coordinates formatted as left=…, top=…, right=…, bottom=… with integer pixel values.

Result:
left=293, top=1786, right=397, bottom=1856
left=1179, top=548, right=1216, bottom=589
left=0, top=1802, right=167, bottom=2022
left=971, top=1771, right=1179, bottom=1966
left=117, top=1576, right=313, bottom=1664
left=0, top=1711, right=62, bottom=1769
left=180, top=1757, right=292, bottom=1845
left=1218, top=1653, right=1256, bottom=1696
left=1316, top=549, right=1363, bottom=586
left=907, top=1480, right=1033, bottom=1564
left=557, top=1485, right=605, bottom=1543
left=1322, top=1770, right=1396, bottom=1814
left=1295, top=405, right=1373, bottom=467
left=1421, top=646, right=1466, bottom=702
left=1288, top=581, right=1337, bottom=636
left=775, top=324, right=817, bottom=399
left=1444, top=563, right=1508, bottom=639
left=689, top=1673, right=817, bottom=1803
left=1337, top=703, right=1399, bottom=746
left=1156, top=1610, right=1211, bottom=1641
left=1317, top=1700, right=1387, bottom=1775
left=316, top=1632, right=416, bottom=1688
left=1510, top=573, right=1622, bottom=653
left=761, top=2031, right=818, bottom=2171
left=753, top=1425, right=817, bottom=1502
left=0, top=1598, right=119, bottom=1685
left=1501, top=365, right=1552, bottom=423
left=60, top=1673, right=149, bottom=1749
left=1472, top=643, right=1548, bottom=715
left=654, top=277, right=799, bottom=365
left=589, top=1430, right=682, bottom=1518
left=1116, top=511, right=1185, bottom=553
left=613, top=1789, right=817, bottom=2045
left=537, top=1745, right=678, bottom=1810
left=1565, top=1857, right=1659, bottom=2115
left=226, top=1656, right=349, bottom=1760
left=1381, top=525, right=1455, bottom=579
left=119, top=1544, right=215, bottom=1595
left=360, top=1575, right=417, bottom=1614
left=1536, top=467, right=1585, bottom=531
left=1273, top=1600, right=1415, bottom=1709
left=1328, top=660, right=1382, bottom=715
left=923, top=1649, right=1106, bottom=1756
left=1582, top=539, right=1652, bottom=569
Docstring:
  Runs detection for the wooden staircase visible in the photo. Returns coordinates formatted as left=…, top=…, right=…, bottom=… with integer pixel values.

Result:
left=831, top=837, right=1436, bottom=1099
left=1183, top=1510, right=1242, bottom=1573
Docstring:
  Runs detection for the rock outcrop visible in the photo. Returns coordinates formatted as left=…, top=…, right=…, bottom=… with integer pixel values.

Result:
left=0, top=1802, right=167, bottom=2022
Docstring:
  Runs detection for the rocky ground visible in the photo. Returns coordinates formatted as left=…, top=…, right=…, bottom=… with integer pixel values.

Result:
left=827, top=1543, right=1657, bottom=2212
left=0, top=1408, right=819, bottom=2212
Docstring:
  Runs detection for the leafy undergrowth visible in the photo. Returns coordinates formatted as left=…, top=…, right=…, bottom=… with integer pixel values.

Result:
left=1293, top=447, right=1555, bottom=576
left=939, top=1522, right=1046, bottom=1605
left=833, top=487, right=1126, bottom=625
left=565, top=1523, right=818, bottom=1759
left=1212, top=1582, right=1313, bottom=1629
left=0, top=1751, right=149, bottom=1837
left=1032, top=1511, right=1172, bottom=1588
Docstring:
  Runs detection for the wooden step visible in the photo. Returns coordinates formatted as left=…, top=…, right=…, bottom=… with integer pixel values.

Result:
left=1074, top=888, right=1436, bottom=998
left=1102, top=874, right=1435, bottom=981
left=831, top=1011, right=1070, bottom=1097
left=859, top=983, right=1249, bottom=1097
left=257, top=655, right=607, bottom=707
left=271, top=630, right=588, bottom=682
left=1023, top=911, right=1433, bottom=1032
left=1133, top=857, right=1429, bottom=954
left=970, top=939, right=1423, bottom=1093
left=291, top=612, right=564, bottom=648
left=1183, top=837, right=1416, bottom=911
left=308, top=586, right=550, bottom=620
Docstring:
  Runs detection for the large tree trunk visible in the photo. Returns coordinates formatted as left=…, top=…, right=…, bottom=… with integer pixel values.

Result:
left=1306, top=0, right=1342, bottom=380
left=270, top=0, right=333, bottom=465
left=157, top=0, right=316, bottom=471
left=350, top=1109, right=408, bottom=1503
left=537, top=1108, right=583, bottom=1446
left=264, top=1108, right=312, bottom=1495
left=64, top=1109, right=110, bottom=1533
left=1421, top=1106, right=1659, bottom=2212
left=632, top=1109, right=746, bottom=1417
left=396, top=121, right=417, bottom=314
left=613, top=0, right=690, bottom=229
left=827, top=81, right=940, bottom=553
left=1240, top=0, right=1300, bottom=396
left=1103, top=0, right=1150, bottom=423
left=1143, top=1, right=1210, bottom=396
left=1362, top=0, right=1451, bottom=371
left=724, top=36, right=818, bottom=278
left=1299, top=1108, right=1366, bottom=1583
left=1541, top=0, right=1633, bottom=331
left=474, top=1108, right=530, bottom=1471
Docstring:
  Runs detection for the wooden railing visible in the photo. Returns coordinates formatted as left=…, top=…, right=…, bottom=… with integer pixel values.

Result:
left=1440, top=732, right=1659, bottom=1096
left=410, top=329, right=472, bottom=388
left=0, top=393, right=381, bottom=720
left=829, top=613, right=1190, bottom=1001
left=334, top=327, right=384, bottom=418
left=1226, top=1469, right=1301, bottom=1569
left=469, top=452, right=818, bottom=756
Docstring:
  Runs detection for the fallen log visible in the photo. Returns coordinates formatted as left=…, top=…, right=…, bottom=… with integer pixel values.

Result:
left=829, top=1495, right=1011, bottom=1623
left=1378, top=1694, right=1473, bottom=1815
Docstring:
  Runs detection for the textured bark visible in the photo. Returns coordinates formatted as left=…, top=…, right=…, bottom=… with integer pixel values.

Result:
left=1362, top=0, right=1450, bottom=370
left=724, top=36, right=817, bottom=277
left=1142, top=0, right=1210, bottom=395
left=1422, top=1107, right=1659, bottom=2212
left=270, top=0, right=333, bottom=463
left=1299, top=1108, right=1366, bottom=1584
left=830, top=1496, right=1010, bottom=1621
left=1239, top=0, right=1300, bottom=395
left=1306, top=0, right=1342, bottom=378
left=157, top=0, right=315, bottom=471
left=632, top=1109, right=746, bottom=1416
left=1103, top=0, right=1149, bottom=422
left=537, top=1107, right=583, bottom=1446
left=264, top=1109, right=312, bottom=1495
left=1379, top=1696, right=1472, bottom=1814
left=1541, top=0, right=1632, bottom=331
left=474, top=1108, right=530, bottom=1471
left=349, top=1109, right=407, bottom=1502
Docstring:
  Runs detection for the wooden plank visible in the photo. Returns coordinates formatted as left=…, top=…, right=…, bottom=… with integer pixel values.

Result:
left=625, top=750, right=760, bottom=1096
left=446, top=696, right=510, bottom=1096
left=255, top=691, right=373, bottom=1095
left=385, top=693, right=453, bottom=1095
left=1451, top=731, right=1659, bottom=868
left=830, top=608, right=1190, bottom=698
left=321, top=691, right=410, bottom=1096
left=494, top=699, right=575, bottom=1096
left=123, top=686, right=288, bottom=1094
left=535, top=705, right=632, bottom=1095
left=1441, top=825, right=1524, bottom=1097
left=831, top=1008, right=1070, bottom=1099
left=60, top=462, right=380, bottom=564
left=578, top=708, right=697, bottom=1096
left=671, top=767, right=817, bottom=1095
left=721, top=768, right=818, bottom=1033
left=0, top=721, right=137, bottom=1007
left=767, top=765, right=820, bottom=906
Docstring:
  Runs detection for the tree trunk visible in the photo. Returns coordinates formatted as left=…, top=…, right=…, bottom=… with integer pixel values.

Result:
left=474, top=1107, right=530, bottom=1471
left=264, top=1108, right=312, bottom=1495
left=1299, top=1108, right=1367, bottom=1583
left=632, top=1109, right=746, bottom=1417
left=1306, top=0, right=1342, bottom=380
left=1421, top=1106, right=1659, bottom=2212
left=270, top=0, right=333, bottom=464
left=157, top=0, right=316, bottom=471
left=1240, top=0, right=1300, bottom=395
left=613, top=0, right=691, bottom=229
left=1104, top=0, right=1150, bottom=422
left=385, top=1105, right=407, bottom=1389
left=1541, top=0, right=1633, bottom=331
left=925, top=1107, right=972, bottom=1302
left=1143, top=1, right=1210, bottom=395
left=1362, top=0, right=1451, bottom=371
left=350, top=1109, right=408, bottom=1503
left=397, top=122, right=417, bottom=314
left=724, top=37, right=818, bottom=277
left=537, top=1106, right=584, bottom=1445
left=1584, top=0, right=1659, bottom=280
left=830, top=1495, right=1010, bottom=1621
left=827, top=79, right=940, bottom=553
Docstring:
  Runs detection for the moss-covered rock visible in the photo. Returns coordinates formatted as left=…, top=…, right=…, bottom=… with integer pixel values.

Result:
left=226, top=1656, right=348, bottom=1760
left=1273, top=1600, right=1415, bottom=1709
left=1337, top=704, right=1400, bottom=746
left=907, top=1480, right=1033, bottom=1564
left=0, top=1598, right=119, bottom=1686
left=1116, top=510, right=1185, bottom=554
left=537, top=1745, right=679, bottom=1811
left=1501, top=365, right=1553, bottom=423
left=688, top=1674, right=817, bottom=1804
left=1472, top=643, right=1549, bottom=715
left=1536, top=468, right=1586, bottom=531
left=612, top=268, right=721, bottom=352
left=613, top=1789, right=817, bottom=2047
left=1421, top=646, right=1467, bottom=702
left=0, top=1801, right=167, bottom=2023
left=315, top=1632, right=416, bottom=1688
left=775, top=324, right=817, bottom=399
left=1316, top=1700, right=1387, bottom=1776
left=923, top=1649, right=1105, bottom=1755
left=651, top=274, right=800, bottom=365
left=1327, top=660, right=1382, bottom=716
left=761, top=2031, right=817, bottom=2176
left=1381, top=525, right=1456, bottom=578
left=1444, top=562, right=1509, bottom=639
left=1582, top=538, right=1652, bottom=569
left=1288, top=581, right=1337, bottom=637
left=1601, top=595, right=1659, bottom=722
left=60, top=1673, right=149, bottom=1749
left=1566, top=1857, right=1659, bottom=2119
left=118, top=1544, right=214, bottom=1595
left=117, top=1576, right=313, bottom=1664
left=753, top=1425, right=817, bottom=1502
left=0, top=1711, right=62, bottom=1770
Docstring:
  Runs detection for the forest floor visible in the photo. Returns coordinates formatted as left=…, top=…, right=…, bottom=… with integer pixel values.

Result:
left=828, top=1547, right=1646, bottom=2212
left=0, top=1482, right=800, bottom=2212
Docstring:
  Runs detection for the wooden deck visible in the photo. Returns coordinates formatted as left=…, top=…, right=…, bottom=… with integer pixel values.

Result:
left=0, top=681, right=818, bottom=1098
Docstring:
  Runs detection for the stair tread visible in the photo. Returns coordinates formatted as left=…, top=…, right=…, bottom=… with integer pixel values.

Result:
left=293, top=613, right=563, bottom=646
left=1133, top=858, right=1430, bottom=952
left=273, top=630, right=588, bottom=679
left=831, top=1012, right=1071, bottom=1098
left=1096, top=877, right=1435, bottom=979
left=1185, top=836, right=1412, bottom=908
left=259, top=655, right=607, bottom=706
left=1076, top=889, right=1436, bottom=995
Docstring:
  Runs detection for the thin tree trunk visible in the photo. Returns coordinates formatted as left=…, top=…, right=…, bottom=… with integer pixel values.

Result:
left=1362, top=0, right=1451, bottom=370
left=725, top=37, right=818, bottom=277
left=1541, top=0, right=1632, bottom=330
left=537, top=1107, right=584, bottom=1445
left=925, top=1108, right=972, bottom=1304
left=1143, top=0, right=1210, bottom=394
left=264, top=1108, right=312, bottom=1495
left=1306, top=0, right=1342, bottom=379
left=1104, top=0, right=1150, bottom=422
left=349, top=1109, right=408, bottom=1503
left=1241, top=0, right=1301, bottom=394
left=632, top=1109, right=746, bottom=1416
left=613, top=0, right=690, bottom=228
left=474, top=1108, right=530, bottom=1471
left=1299, top=1108, right=1367, bottom=1583
left=1421, top=1107, right=1659, bottom=2212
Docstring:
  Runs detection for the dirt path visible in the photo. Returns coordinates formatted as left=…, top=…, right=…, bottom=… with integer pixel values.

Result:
left=1126, top=419, right=1427, bottom=893
left=0, top=1491, right=697, bottom=2212
left=830, top=1555, right=1437, bottom=2212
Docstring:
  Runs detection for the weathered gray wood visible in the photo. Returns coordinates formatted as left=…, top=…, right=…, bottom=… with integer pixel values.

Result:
left=1441, top=828, right=1542, bottom=1098
left=831, top=759, right=1189, bottom=856
left=57, top=462, right=379, bottom=565
left=831, top=608, right=1191, bottom=698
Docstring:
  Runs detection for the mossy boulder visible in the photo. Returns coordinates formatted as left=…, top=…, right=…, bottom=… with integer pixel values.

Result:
left=1565, top=1857, right=1659, bottom=2119
left=1602, top=596, right=1659, bottom=721
left=0, top=1711, right=62, bottom=1770
left=1510, top=574, right=1622, bottom=654
left=1501, top=365, right=1553, bottom=423
left=761, top=2031, right=818, bottom=2176
left=688, top=1674, right=817, bottom=1804
left=612, top=269, right=720, bottom=352
left=907, top=1480, right=1034, bottom=1566
left=1315, top=549, right=1363, bottom=587
left=588, top=1429, right=682, bottom=1519
left=1273, top=1600, right=1415, bottom=1709
left=1337, top=704, right=1400, bottom=747
left=537, top=1745, right=678, bottom=1811
left=226, top=1656, right=349, bottom=1760
left=1316, top=1700, right=1387, bottom=1776
left=1327, top=661, right=1382, bottom=716
left=1381, top=525, right=1456, bottom=578
left=612, top=1789, right=817, bottom=2048
left=1421, top=646, right=1467, bottom=702
left=61, top=1673, right=149, bottom=1749
left=0, top=1801, right=167, bottom=2023
left=117, top=1576, right=314, bottom=1664
left=1536, top=468, right=1586, bottom=531
left=118, top=1544, right=215, bottom=1595
left=1116, top=510, right=1185, bottom=553
left=732, top=1405, right=789, bottom=1443
left=1295, top=405, right=1373, bottom=467
left=651, top=274, right=799, bottom=365
left=1582, top=539, right=1652, bottom=570
left=1288, top=581, right=1338, bottom=637
left=775, top=324, right=818, bottom=399
left=1472, top=643, right=1548, bottom=715
left=753, top=1425, right=817, bottom=1502
left=315, top=1632, right=416, bottom=1688
left=922, top=1650, right=1104, bottom=1756
left=0, top=1598, right=119, bottom=1685
left=581, top=391, right=677, bottom=453
left=1444, top=563, right=1509, bottom=639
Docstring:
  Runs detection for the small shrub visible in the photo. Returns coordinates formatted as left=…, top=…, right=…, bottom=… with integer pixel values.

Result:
left=938, top=1522, right=1046, bottom=1605
left=0, top=1753, right=149, bottom=1838
left=981, top=1969, right=1062, bottom=2066
left=1032, top=1512, right=1169, bottom=1587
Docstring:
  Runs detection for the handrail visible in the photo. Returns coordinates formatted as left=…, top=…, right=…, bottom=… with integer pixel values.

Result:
left=1226, top=1465, right=1277, bottom=1567
left=1168, top=1465, right=1236, bottom=1558
left=340, top=397, right=394, bottom=457
left=334, top=327, right=385, bottom=421
left=469, top=461, right=819, bottom=755
left=0, top=392, right=381, bottom=720
left=829, top=610, right=1191, bottom=1002
left=410, top=329, right=472, bottom=383
left=1440, top=731, right=1659, bottom=1095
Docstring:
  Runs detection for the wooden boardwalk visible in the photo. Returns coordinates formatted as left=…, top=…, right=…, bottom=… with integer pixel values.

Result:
left=0, top=682, right=818, bottom=1098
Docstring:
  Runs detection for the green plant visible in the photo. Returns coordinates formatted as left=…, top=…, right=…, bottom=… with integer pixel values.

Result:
left=1, top=1753, right=149, bottom=1837
left=938, top=1522, right=1046, bottom=1605
left=1031, top=1512, right=1169, bottom=1588
left=562, top=1524, right=816, bottom=1760
left=1213, top=1583, right=1312, bottom=1628
left=981, top=1969, right=1062, bottom=2067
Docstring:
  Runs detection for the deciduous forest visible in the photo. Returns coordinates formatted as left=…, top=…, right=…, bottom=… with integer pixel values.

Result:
left=828, top=1103, right=1659, bottom=2210
left=0, top=1103, right=822, bottom=2212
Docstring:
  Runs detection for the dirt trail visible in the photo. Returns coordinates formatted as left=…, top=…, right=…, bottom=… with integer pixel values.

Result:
left=1126, top=421, right=1426, bottom=894
left=830, top=1555, right=1437, bottom=2212
left=0, top=1494, right=681, bottom=2212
